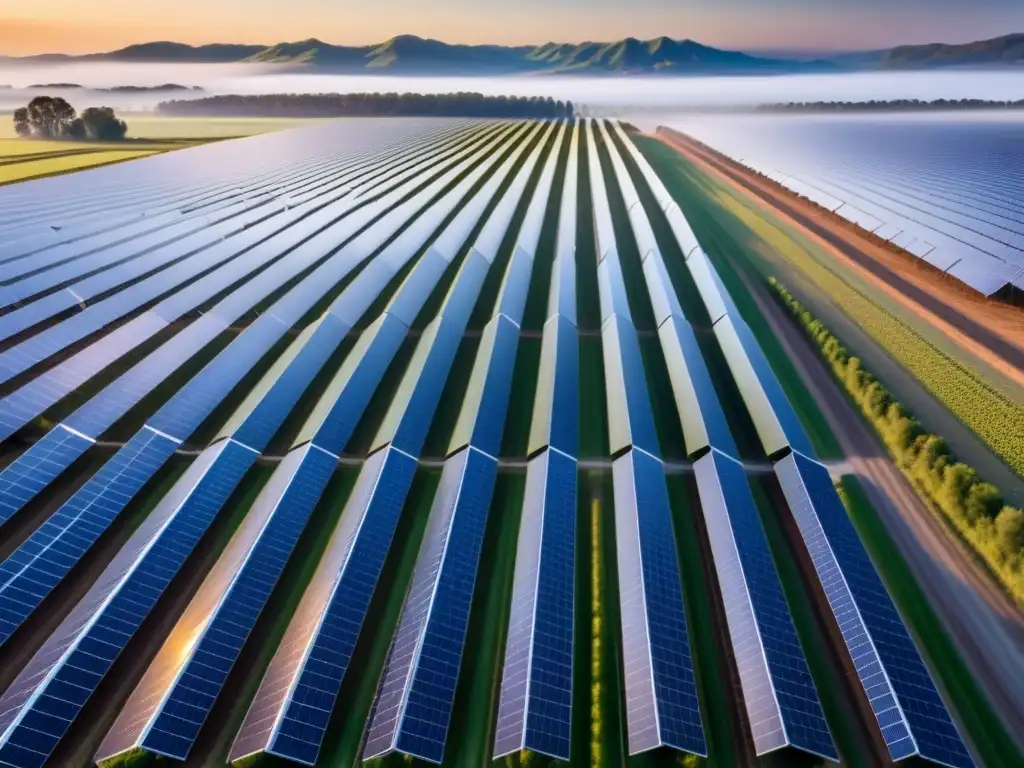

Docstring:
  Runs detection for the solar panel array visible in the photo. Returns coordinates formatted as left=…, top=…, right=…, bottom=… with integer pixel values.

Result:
left=671, top=114, right=1024, bottom=295
left=0, top=115, right=979, bottom=768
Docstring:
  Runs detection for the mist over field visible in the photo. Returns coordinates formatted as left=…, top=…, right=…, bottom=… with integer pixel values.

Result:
left=3, top=61, right=1024, bottom=113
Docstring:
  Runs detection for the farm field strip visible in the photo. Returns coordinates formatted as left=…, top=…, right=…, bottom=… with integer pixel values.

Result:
left=0, top=117, right=1002, bottom=768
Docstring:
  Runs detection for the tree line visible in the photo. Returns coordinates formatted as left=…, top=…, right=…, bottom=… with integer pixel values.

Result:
left=757, top=99, right=1024, bottom=112
left=156, top=92, right=575, bottom=118
left=13, top=96, right=128, bottom=141
left=770, top=277, right=1023, bottom=602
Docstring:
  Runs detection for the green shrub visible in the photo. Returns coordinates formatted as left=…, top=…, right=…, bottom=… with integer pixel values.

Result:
left=770, top=277, right=1024, bottom=602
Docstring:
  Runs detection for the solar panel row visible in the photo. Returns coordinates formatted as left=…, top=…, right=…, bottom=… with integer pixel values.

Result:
left=227, top=120, right=548, bottom=766
left=775, top=453, right=975, bottom=768
left=495, top=123, right=579, bottom=761
left=613, top=122, right=973, bottom=767
left=586, top=119, right=706, bottom=758
left=0, top=122, right=511, bottom=528
left=601, top=122, right=738, bottom=461
left=694, top=450, right=837, bottom=760
left=91, top=120, right=542, bottom=767
left=0, top=123, right=528, bottom=765
left=0, top=117, right=984, bottom=768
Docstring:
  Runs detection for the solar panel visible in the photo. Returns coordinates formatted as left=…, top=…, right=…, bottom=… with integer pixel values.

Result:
left=658, top=315, right=739, bottom=460
left=602, top=313, right=661, bottom=459
left=775, top=453, right=975, bottom=767
left=528, top=314, right=579, bottom=459
left=597, top=250, right=633, bottom=323
left=493, top=448, right=577, bottom=760
left=693, top=449, right=836, bottom=760
left=713, top=314, right=816, bottom=459
left=546, top=250, right=577, bottom=324
left=0, top=426, right=179, bottom=648
left=0, top=438, right=254, bottom=768
left=0, top=426, right=94, bottom=528
left=669, top=116, right=1024, bottom=296
left=228, top=446, right=417, bottom=766
left=448, top=314, right=520, bottom=458
left=686, top=248, right=737, bottom=325
left=95, top=443, right=337, bottom=763
left=612, top=449, right=706, bottom=756
left=362, top=447, right=498, bottom=764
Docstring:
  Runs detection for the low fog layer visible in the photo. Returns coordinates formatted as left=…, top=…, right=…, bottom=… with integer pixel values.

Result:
left=3, top=61, right=1024, bottom=113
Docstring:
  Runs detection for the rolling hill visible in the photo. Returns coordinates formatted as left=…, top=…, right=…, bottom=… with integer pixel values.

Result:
left=5, top=34, right=824, bottom=75
left=834, top=33, right=1024, bottom=69
left=4, top=32, right=1023, bottom=74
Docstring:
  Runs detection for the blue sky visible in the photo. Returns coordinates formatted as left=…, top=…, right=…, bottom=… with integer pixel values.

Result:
left=3, top=0, right=1023, bottom=55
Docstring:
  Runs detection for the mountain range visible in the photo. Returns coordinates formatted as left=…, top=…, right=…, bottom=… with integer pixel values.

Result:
left=3, top=32, right=1024, bottom=75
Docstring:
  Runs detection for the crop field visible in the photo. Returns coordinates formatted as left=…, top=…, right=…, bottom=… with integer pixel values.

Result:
left=0, top=116, right=1005, bottom=768
left=0, top=115, right=317, bottom=185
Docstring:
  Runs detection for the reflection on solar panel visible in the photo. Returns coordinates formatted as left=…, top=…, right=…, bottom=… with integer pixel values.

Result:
left=362, top=446, right=498, bottom=764
left=0, top=115, right=993, bottom=768
left=672, top=115, right=1024, bottom=295
left=775, top=452, right=974, bottom=768
left=597, top=120, right=739, bottom=461
left=693, top=449, right=836, bottom=760
left=0, top=122, right=515, bottom=526
left=493, top=448, right=577, bottom=760
left=613, top=449, right=706, bottom=757
left=227, top=120, right=550, bottom=766
left=0, top=438, right=253, bottom=768
left=713, top=313, right=815, bottom=459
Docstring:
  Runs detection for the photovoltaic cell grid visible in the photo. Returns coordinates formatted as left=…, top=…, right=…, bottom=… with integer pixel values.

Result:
left=0, top=120, right=516, bottom=768
left=493, top=448, right=577, bottom=760
left=613, top=449, right=706, bottom=757
left=693, top=450, right=836, bottom=760
left=598, top=120, right=738, bottom=461
left=775, top=453, right=974, bottom=768
left=363, top=448, right=498, bottom=764
left=94, top=120, right=541, bottom=766
left=673, top=115, right=1024, bottom=295
left=0, top=439, right=254, bottom=768
left=0, top=120, right=510, bottom=532
left=227, top=121, right=543, bottom=766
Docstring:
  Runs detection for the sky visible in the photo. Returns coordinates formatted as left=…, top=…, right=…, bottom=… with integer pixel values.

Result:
left=1, top=0, right=1023, bottom=56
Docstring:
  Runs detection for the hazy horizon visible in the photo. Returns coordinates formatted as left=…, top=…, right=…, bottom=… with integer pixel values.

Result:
left=4, top=0, right=1024, bottom=56
left=4, top=63, right=1024, bottom=114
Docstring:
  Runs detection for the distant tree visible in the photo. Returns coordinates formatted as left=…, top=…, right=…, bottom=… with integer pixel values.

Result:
left=24, top=96, right=78, bottom=138
left=66, top=117, right=87, bottom=140
left=12, top=107, right=31, bottom=137
left=156, top=91, right=575, bottom=119
left=80, top=106, right=128, bottom=140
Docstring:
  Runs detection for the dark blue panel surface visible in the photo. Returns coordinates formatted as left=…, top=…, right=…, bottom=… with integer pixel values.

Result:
left=784, top=453, right=973, bottom=768
left=468, top=316, right=520, bottom=458
left=0, top=428, right=178, bottom=647
left=0, top=440, right=255, bottom=767
left=629, top=449, right=705, bottom=755
left=390, top=319, right=464, bottom=457
left=0, top=427, right=93, bottom=527
left=232, top=314, right=351, bottom=452
left=268, top=448, right=418, bottom=765
left=311, top=313, right=408, bottom=456
left=139, top=445, right=336, bottom=759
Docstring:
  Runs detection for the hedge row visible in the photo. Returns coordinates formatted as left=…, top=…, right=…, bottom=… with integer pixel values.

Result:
left=770, top=277, right=1024, bottom=603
